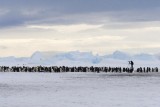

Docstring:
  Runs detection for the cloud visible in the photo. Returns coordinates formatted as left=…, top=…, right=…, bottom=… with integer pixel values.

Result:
left=27, top=24, right=103, bottom=32
left=1, top=0, right=160, bottom=57
left=0, top=0, right=160, bottom=28
left=0, top=46, right=7, bottom=50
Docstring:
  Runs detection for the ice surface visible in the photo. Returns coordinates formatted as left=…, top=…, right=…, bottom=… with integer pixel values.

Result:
left=0, top=72, right=160, bottom=107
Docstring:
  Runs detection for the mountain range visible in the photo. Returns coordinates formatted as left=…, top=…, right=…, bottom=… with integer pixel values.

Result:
left=0, top=51, right=159, bottom=67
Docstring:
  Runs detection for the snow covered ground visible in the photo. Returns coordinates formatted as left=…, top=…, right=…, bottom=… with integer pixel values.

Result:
left=0, top=72, right=160, bottom=107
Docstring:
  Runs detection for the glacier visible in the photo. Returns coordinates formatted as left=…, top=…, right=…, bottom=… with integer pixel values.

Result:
left=0, top=51, right=159, bottom=67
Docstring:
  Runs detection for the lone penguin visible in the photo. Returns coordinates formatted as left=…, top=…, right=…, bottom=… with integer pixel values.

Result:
left=129, top=61, right=134, bottom=73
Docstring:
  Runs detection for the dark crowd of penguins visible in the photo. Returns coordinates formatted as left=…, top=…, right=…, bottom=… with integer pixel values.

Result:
left=0, top=66, right=158, bottom=73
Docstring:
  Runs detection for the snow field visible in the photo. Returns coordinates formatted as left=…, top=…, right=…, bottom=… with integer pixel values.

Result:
left=0, top=72, right=160, bottom=107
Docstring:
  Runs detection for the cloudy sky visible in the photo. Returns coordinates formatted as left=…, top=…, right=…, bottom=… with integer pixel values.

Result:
left=1, top=0, right=160, bottom=57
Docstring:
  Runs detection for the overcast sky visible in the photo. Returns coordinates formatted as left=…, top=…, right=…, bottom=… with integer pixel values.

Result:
left=1, top=0, right=160, bottom=57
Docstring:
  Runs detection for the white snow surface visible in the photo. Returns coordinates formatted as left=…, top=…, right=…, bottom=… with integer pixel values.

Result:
left=0, top=72, right=160, bottom=107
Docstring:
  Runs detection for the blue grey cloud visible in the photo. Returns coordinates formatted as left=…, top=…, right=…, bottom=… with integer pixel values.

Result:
left=1, top=0, right=160, bottom=11
left=0, top=0, right=160, bottom=27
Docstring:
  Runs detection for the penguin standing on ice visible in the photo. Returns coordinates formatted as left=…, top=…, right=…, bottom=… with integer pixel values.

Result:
left=129, top=61, right=134, bottom=73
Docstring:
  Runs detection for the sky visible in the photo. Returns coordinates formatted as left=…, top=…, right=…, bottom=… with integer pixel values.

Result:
left=1, top=0, right=160, bottom=57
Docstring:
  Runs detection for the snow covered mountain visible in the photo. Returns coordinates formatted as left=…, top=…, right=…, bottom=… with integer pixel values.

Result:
left=104, top=51, right=132, bottom=60
left=0, top=51, right=159, bottom=67
left=133, top=53, right=157, bottom=61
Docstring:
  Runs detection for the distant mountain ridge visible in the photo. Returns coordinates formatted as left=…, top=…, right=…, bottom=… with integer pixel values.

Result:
left=0, top=51, right=159, bottom=67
